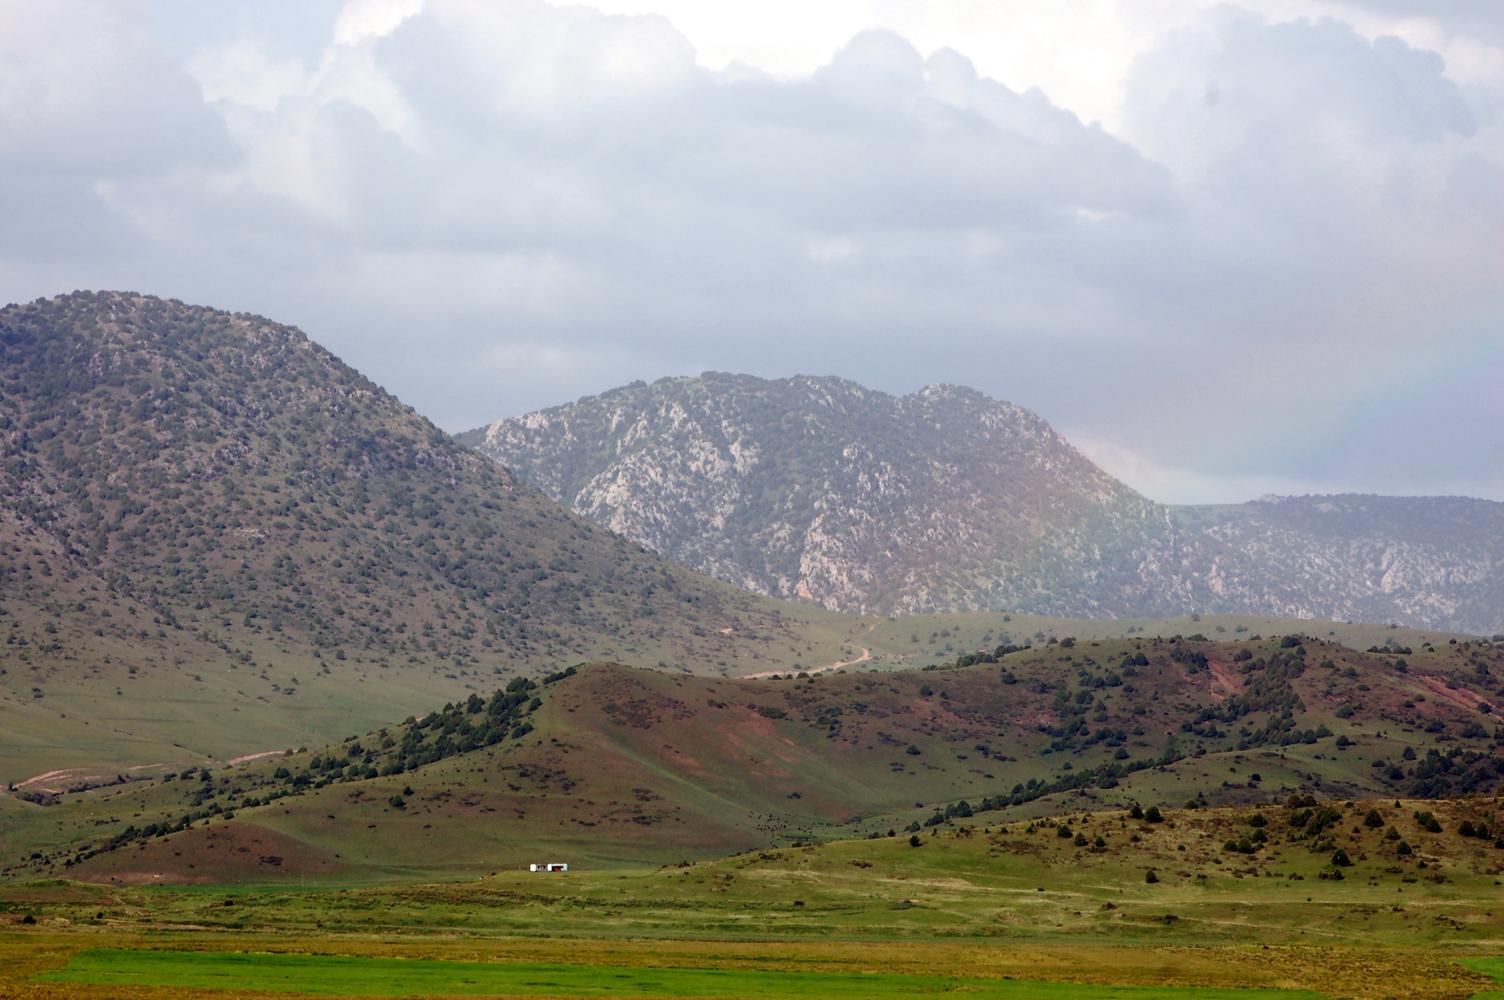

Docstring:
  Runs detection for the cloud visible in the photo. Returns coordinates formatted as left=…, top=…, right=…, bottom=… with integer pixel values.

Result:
left=0, top=0, right=1500, bottom=502
left=0, top=1, right=230, bottom=173
left=1331, top=0, right=1504, bottom=46
left=1123, top=13, right=1475, bottom=175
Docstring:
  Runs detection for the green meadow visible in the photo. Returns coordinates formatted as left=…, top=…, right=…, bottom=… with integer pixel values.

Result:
left=36, top=948, right=1328, bottom=999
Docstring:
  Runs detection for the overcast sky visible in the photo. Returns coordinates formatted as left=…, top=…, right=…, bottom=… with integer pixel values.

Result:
left=3, top=0, right=1501, bottom=503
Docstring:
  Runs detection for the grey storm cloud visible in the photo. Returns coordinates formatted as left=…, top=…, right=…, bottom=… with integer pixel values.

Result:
left=0, top=0, right=1500, bottom=503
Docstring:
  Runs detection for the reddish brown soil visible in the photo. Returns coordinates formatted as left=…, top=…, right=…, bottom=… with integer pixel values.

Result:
left=73, top=822, right=342, bottom=885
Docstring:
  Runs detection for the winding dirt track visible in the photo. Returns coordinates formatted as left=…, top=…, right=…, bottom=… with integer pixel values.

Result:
left=745, top=646, right=872, bottom=680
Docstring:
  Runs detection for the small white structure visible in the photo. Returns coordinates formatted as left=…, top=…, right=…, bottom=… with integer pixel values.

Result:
left=529, top=862, right=568, bottom=872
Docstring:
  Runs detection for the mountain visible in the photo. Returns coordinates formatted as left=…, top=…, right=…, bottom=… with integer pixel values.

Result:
left=12, top=632, right=1503, bottom=882
left=1171, top=495, right=1504, bottom=634
left=461, top=374, right=1504, bottom=633
left=460, top=374, right=1188, bottom=616
left=0, top=294, right=846, bottom=779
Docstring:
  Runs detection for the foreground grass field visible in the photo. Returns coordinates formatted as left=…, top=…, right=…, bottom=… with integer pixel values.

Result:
left=34, top=947, right=1332, bottom=999
left=5, top=795, right=1504, bottom=998
left=4, top=932, right=1498, bottom=1000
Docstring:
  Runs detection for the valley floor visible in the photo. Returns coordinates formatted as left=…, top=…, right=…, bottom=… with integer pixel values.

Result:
left=2, top=913, right=1499, bottom=999
left=4, top=806, right=1504, bottom=999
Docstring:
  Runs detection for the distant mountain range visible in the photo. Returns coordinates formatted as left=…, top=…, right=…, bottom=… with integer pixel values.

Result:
left=462, top=373, right=1504, bottom=634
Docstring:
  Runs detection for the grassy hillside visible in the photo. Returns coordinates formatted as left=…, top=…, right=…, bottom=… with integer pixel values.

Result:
left=7, top=632, right=1501, bottom=884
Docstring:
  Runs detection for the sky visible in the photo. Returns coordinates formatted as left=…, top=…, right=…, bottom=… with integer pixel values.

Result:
left=2, top=0, right=1501, bottom=504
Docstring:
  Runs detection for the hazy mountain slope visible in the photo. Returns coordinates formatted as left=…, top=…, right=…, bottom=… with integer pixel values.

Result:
left=461, top=373, right=1189, bottom=616
left=1173, top=495, right=1504, bottom=634
left=0, top=294, right=846, bottom=778
left=463, top=374, right=1504, bottom=632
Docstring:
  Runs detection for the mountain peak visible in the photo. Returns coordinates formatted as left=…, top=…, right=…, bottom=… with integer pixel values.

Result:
left=464, top=373, right=1159, bottom=615
left=0, top=294, right=801, bottom=678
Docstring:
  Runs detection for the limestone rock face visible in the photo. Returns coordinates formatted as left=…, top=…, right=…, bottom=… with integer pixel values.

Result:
left=463, top=373, right=1504, bottom=633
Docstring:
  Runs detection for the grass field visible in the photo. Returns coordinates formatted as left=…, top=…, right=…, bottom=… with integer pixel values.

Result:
left=1462, top=959, right=1504, bottom=1000
left=2, top=925, right=1498, bottom=999
left=35, top=947, right=1331, bottom=998
left=4, top=931, right=1498, bottom=999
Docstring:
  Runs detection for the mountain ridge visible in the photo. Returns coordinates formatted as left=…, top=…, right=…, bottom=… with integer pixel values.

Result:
left=463, top=373, right=1504, bottom=633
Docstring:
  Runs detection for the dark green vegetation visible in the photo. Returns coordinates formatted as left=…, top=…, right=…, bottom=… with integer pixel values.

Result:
left=6, top=632, right=1502, bottom=882
left=0, top=292, right=864, bottom=779
left=465, top=372, right=1504, bottom=631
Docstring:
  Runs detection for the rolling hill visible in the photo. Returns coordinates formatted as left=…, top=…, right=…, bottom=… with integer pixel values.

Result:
left=462, top=374, right=1504, bottom=632
left=9, top=631, right=1501, bottom=883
